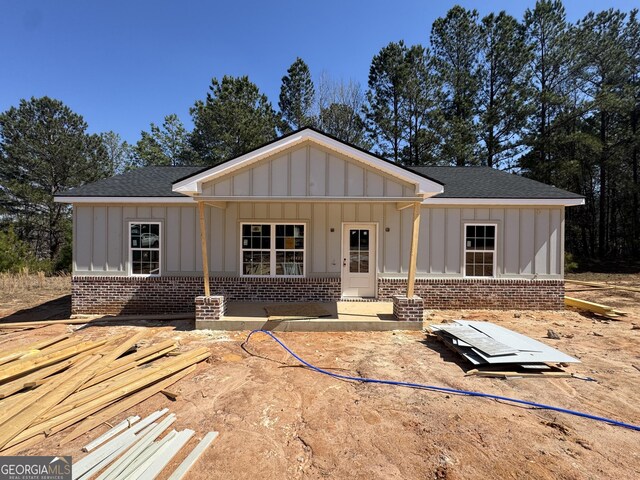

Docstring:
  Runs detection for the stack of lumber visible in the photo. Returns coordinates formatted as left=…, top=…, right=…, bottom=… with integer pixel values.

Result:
left=0, top=329, right=210, bottom=455
left=72, top=408, right=218, bottom=480
left=564, top=296, right=628, bottom=319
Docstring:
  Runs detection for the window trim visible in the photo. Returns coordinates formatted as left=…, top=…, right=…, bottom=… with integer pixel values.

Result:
left=462, top=222, right=497, bottom=278
left=128, top=221, right=162, bottom=277
left=239, top=222, right=307, bottom=278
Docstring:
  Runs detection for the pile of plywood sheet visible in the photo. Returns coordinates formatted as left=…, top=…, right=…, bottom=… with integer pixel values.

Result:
left=430, top=321, right=579, bottom=372
left=72, top=408, right=218, bottom=480
left=0, top=329, right=210, bottom=454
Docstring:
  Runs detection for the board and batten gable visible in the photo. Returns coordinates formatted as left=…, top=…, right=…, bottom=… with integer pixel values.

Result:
left=199, top=143, right=417, bottom=199
left=73, top=202, right=564, bottom=279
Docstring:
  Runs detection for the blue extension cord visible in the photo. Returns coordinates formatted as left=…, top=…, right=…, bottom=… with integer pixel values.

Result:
left=242, top=329, right=640, bottom=432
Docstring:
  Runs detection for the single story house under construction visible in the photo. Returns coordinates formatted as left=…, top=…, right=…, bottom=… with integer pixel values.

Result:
left=55, top=128, right=584, bottom=326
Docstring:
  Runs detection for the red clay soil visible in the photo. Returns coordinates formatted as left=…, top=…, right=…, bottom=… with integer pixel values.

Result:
left=1, top=275, right=639, bottom=479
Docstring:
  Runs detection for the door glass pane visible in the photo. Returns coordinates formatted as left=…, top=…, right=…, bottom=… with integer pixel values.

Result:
left=348, top=229, right=371, bottom=272
left=360, top=252, right=369, bottom=273
left=350, top=252, right=359, bottom=272
left=350, top=230, right=359, bottom=249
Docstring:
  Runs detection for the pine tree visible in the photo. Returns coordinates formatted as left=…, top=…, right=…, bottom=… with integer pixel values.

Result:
left=190, top=76, right=279, bottom=165
left=478, top=12, right=532, bottom=168
left=0, top=97, right=109, bottom=261
left=364, top=41, right=409, bottom=162
left=133, top=114, right=196, bottom=167
left=430, top=6, right=482, bottom=166
left=279, top=58, right=315, bottom=131
left=522, top=0, right=572, bottom=183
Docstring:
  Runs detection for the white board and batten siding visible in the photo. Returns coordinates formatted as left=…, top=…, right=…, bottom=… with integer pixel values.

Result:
left=200, top=144, right=417, bottom=199
left=73, top=203, right=565, bottom=279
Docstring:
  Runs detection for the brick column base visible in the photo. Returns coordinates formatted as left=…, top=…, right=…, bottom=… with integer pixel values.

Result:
left=195, top=295, right=226, bottom=321
left=392, top=295, right=424, bottom=322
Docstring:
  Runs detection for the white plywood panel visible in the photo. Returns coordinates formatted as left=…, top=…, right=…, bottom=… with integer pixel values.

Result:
left=180, top=207, right=196, bottom=272
left=283, top=203, right=297, bottom=219
left=430, top=208, right=445, bottom=274
left=357, top=203, right=371, bottom=222
left=503, top=209, right=520, bottom=275
left=417, top=207, right=430, bottom=273
left=312, top=203, right=326, bottom=273
left=445, top=208, right=461, bottom=274
left=346, top=164, right=364, bottom=196
left=136, top=206, right=151, bottom=218
left=298, top=203, right=312, bottom=219
left=252, top=163, right=270, bottom=196
left=107, top=207, right=123, bottom=271
left=76, top=206, right=92, bottom=271
left=194, top=206, right=203, bottom=272
left=224, top=203, right=238, bottom=273
left=385, top=178, right=403, bottom=197
left=166, top=207, right=181, bottom=272
left=238, top=203, right=252, bottom=218
left=534, top=209, right=549, bottom=274
left=343, top=203, right=356, bottom=222
left=549, top=208, right=561, bottom=275
left=475, top=208, right=490, bottom=220
left=366, top=170, right=384, bottom=196
left=462, top=208, right=475, bottom=220
left=384, top=203, right=400, bottom=273
left=309, top=147, right=326, bottom=196
left=233, top=171, right=251, bottom=196
left=290, top=148, right=307, bottom=196
left=270, top=155, right=289, bottom=196
left=210, top=206, right=225, bottom=272
left=151, top=207, right=165, bottom=219
left=371, top=203, right=384, bottom=272
left=269, top=203, right=282, bottom=219
left=327, top=203, right=341, bottom=273
left=92, top=207, right=107, bottom=271
left=328, top=155, right=345, bottom=196
left=400, top=207, right=412, bottom=273
left=254, top=203, right=267, bottom=219
left=519, top=209, right=534, bottom=274
left=214, top=179, right=231, bottom=196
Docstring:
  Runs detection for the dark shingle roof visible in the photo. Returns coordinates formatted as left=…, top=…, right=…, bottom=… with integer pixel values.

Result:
left=56, top=164, right=582, bottom=200
left=58, top=166, right=203, bottom=197
left=410, top=166, right=583, bottom=199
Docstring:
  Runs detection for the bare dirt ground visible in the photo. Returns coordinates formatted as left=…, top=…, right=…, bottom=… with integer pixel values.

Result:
left=1, top=274, right=639, bottom=479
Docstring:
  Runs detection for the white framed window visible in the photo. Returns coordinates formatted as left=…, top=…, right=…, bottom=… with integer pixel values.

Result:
left=464, top=223, right=496, bottom=277
left=240, top=223, right=305, bottom=277
left=129, top=222, right=161, bottom=276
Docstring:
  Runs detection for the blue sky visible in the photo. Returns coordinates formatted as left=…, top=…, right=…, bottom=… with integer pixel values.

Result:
left=1, top=0, right=637, bottom=144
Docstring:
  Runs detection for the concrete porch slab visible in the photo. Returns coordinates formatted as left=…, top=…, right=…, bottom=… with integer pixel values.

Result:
left=196, top=301, right=424, bottom=332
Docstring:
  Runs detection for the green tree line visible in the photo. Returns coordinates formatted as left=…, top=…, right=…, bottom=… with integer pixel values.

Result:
left=1, top=1, right=638, bottom=272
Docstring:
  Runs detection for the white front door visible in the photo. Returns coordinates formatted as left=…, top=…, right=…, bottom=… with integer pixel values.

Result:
left=341, top=223, right=376, bottom=297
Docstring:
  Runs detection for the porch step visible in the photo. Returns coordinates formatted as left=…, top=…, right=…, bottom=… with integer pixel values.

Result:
left=195, top=318, right=423, bottom=332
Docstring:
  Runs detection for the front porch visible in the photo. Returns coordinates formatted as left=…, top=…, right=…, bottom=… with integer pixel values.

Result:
left=195, top=300, right=424, bottom=332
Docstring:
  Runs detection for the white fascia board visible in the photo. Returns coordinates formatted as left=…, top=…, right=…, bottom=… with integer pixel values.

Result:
left=424, top=197, right=585, bottom=206
left=171, top=129, right=444, bottom=197
left=54, top=196, right=195, bottom=204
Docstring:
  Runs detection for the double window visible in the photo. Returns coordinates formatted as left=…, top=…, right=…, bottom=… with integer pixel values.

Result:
left=241, top=223, right=305, bottom=277
left=129, top=222, right=161, bottom=276
left=464, top=224, right=496, bottom=277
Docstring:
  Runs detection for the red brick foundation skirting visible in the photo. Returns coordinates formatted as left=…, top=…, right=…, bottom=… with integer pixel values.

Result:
left=71, top=276, right=564, bottom=315
left=378, top=278, right=564, bottom=310
left=71, top=276, right=341, bottom=315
